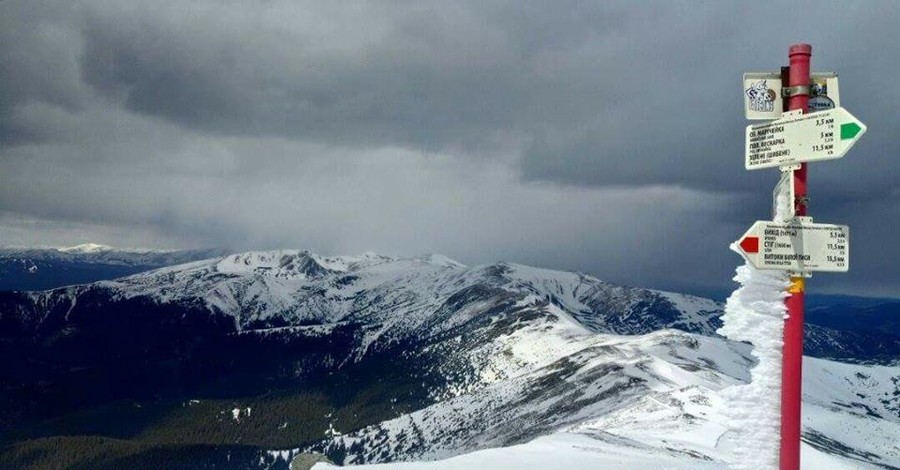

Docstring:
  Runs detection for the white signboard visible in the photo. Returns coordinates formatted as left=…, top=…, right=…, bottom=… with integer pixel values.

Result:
left=744, top=73, right=784, bottom=120
left=745, top=107, right=866, bottom=170
left=743, top=72, right=840, bottom=120
left=772, top=171, right=795, bottom=222
left=736, top=220, right=849, bottom=272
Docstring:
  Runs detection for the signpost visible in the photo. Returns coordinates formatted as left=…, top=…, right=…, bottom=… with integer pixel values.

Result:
left=736, top=220, right=849, bottom=272
left=745, top=107, right=867, bottom=170
left=740, top=44, right=864, bottom=470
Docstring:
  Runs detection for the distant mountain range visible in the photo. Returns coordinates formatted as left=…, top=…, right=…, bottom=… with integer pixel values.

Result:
left=0, top=245, right=228, bottom=292
left=0, top=248, right=897, bottom=469
left=1, top=246, right=896, bottom=364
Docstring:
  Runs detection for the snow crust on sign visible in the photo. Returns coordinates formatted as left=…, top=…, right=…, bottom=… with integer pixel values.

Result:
left=714, top=181, right=791, bottom=469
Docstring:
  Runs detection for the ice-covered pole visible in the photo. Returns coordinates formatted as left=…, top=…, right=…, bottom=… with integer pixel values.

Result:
left=780, top=43, right=811, bottom=470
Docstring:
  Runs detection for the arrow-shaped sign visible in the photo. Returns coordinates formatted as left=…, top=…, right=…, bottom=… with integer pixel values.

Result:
left=745, top=107, right=866, bottom=170
left=736, top=220, right=849, bottom=273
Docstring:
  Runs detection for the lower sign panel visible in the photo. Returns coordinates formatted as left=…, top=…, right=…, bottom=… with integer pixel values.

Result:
left=736, top=220, right=849, bottom=273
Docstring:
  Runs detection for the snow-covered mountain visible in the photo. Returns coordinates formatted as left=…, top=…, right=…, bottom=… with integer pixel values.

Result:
left=0, top=245, right=227, bottom=291
left=307, top=356, right=900, bottom=470
left=0, top=250, right=897, bottom=469
left=122, top=250, right=715, bottom=332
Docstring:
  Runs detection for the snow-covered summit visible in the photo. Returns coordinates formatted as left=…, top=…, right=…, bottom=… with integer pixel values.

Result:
left=211, top=250, right=466, bottom=279
left=412, top=253, right=467, bottom=269
left=216, top=250, right=337, bottom=279
left=56, top=243, right=116, bottom=253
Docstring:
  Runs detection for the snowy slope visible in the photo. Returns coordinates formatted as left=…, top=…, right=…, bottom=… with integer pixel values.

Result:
left=310, top=356, right=899, bottom=470
left=314, top=432, right=725, bottom=470
left=2, top=251, right=730, bottom=461
left=304, top=329, right=751, bottom=464
left=3, top=249, right=896, bottom=470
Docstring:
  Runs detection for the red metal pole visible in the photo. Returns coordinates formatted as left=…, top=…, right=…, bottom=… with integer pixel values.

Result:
left=780, top=43, right=811, bottom=470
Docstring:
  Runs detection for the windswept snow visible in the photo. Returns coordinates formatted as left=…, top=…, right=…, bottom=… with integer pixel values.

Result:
left=715, top=258, right=789, bottom=469
left=313, top=355, right=900, bottom=470
left=313, top=432, right=724, bottom=470
left=713, top=175, right=792, bottom=470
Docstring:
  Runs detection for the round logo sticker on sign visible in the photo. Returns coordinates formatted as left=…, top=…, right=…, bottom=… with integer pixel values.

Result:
left=809, top=95, right=835, bottom=112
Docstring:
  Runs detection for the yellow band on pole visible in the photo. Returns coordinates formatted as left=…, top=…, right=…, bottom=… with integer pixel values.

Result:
left=788, top=277, right=805, bottom=294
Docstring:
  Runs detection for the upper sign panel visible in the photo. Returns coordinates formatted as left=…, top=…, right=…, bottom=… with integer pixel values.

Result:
left=743, top=72, right=840, bottom=120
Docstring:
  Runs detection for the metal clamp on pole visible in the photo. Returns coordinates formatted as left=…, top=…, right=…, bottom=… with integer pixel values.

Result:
left=782, top=85, right=810, bottom=97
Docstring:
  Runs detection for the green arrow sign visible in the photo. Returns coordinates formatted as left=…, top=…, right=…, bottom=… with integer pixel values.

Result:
left=840, top=122, right=863, bottom=140
left=745, top=107, right=867, bottom=170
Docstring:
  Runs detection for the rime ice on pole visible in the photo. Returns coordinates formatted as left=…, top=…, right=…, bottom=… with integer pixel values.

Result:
left=715, top=182, right=791, bottom=470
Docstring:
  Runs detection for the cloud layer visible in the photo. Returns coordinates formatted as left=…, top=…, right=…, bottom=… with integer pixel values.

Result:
left=2, top=1, right=899, bottom=297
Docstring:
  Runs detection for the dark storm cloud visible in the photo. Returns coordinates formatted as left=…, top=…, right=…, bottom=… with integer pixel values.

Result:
left=76, top=1, right=528, bottom=148
left=66, top=2, right=900, bottom=195
left=0, top=3, right=83, bottom=145
left=1, top=0, right=900, bottom=297
left=71, top=2, right=741, bottom=162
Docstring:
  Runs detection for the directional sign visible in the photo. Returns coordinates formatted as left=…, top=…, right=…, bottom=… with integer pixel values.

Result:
left=743, top=72, right=839, bottom=120
left=745, top=107, right=866, bottom=170
left=736, top=220, right=849, bottom=272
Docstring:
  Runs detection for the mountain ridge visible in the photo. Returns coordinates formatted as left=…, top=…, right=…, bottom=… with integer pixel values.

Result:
left=1, top=249, right=897, bottom=469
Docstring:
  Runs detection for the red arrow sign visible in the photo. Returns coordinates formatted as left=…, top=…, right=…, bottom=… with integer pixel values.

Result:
left=740, top=236, right=759, bottom=254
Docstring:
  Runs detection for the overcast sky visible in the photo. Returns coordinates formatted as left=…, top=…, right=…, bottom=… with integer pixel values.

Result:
left=2, top=1, right=898, bottom=298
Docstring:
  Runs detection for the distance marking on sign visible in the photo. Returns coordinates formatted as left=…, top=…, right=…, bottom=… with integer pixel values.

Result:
left=736, top=220, right=849, bottom=272
left=745, top=107, right=866, bottom=170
